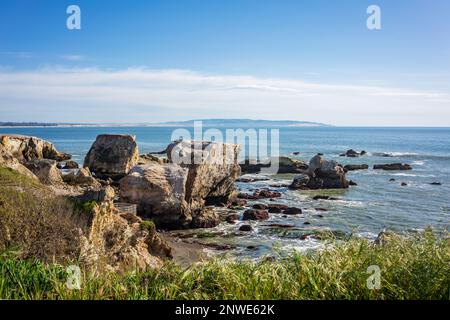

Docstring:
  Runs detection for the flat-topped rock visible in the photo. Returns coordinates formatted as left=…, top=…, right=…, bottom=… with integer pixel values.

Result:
left=84, top=134, right=139, bottom=180
left=373, top=163, right=412, bottom=171
left=344, top=164, right=369, bottom=171
left=240, top=156, right=308, bottom=174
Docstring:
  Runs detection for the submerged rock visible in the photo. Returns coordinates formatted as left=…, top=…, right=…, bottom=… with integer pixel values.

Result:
left=0, top=134, right=71, bottom=162
left=290, top=155, right=349, bottom=190
left=239, top=225, right=253, bottom=232
left=84, top=134, right=140, bottom=180
left=373, top=163, right=412, bottom=171
left=313, top=195, right=340, bottom=201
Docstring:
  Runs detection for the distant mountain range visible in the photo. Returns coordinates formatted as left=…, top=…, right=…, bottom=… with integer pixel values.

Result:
left=0, top=119, right=330, bottom=128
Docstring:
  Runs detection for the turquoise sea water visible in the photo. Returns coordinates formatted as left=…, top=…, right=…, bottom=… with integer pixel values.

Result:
left=2, top=126, right=449, bottom=256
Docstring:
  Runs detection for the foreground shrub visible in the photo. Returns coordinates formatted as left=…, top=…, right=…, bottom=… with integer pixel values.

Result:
left=0, top=167, right=88, bottom=263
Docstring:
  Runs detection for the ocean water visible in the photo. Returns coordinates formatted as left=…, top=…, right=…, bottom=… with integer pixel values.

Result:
left=2, top=126, right=449, bottom=257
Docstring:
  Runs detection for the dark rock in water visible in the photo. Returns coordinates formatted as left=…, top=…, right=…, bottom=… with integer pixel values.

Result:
left=239, top=224, right=253, bottom=232
left=231, top=199, right=248, bottom=207
left=268, top=208, right=281, bottom=213
left=269, top=183, right=290, bottom=188
left=247, top=245, right=257, bottom=250
left=316, top=214, right=324, bottom=218
left=252, top=203, right=268, bottom=210
left=284, top=207, right=303, bottom=215
left=389, top=178, right=396, bottom=182
left=237, top=192, right=258, bottom=200
left=242, top=209, right=269, bottom=221
left=401, top=182, right=408, bottom=186
left=430, top=182, right=442, bottom=186
left=240, top=156, right=308, bottom=174
left=268, top=203, right=288, bottom=213
left=303, top=221, right=311, bottom=225
left=315, top=208, right=328, bottom=212
left=257, top=189, right=282, bottom=199
left=313, top=195, right=339, bottom=201
left=317, top=153, right=324, bottom=156
left=349, top=180, right=358, bottom=186
left=63, top=160, right=79, bottom=169
left=340, top=149, right=367, bottom=158
left=264, top=223, right=295, bottom=228
left=191, top=209, right=220, bottom=229
left=226, top=213, right=239, bottom=224
left=340, top=149, right=360, bottom=157
left=290, top=155, right=349, bottom=190
left=344, top=164, right=369, bottom=171
left=373, top=163, right=412, bottom=171
left=293, top=152, right=300, bottom=156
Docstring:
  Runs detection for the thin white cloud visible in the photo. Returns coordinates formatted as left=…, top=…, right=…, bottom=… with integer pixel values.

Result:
left=0, top=67, right=449, bottom=126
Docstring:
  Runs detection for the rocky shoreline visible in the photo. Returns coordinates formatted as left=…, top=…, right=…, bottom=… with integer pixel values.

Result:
left=2, top=133, right=438, bottom=272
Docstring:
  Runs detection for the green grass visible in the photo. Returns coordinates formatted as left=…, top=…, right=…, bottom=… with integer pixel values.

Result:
left=0, top=230, right=448, bottom=300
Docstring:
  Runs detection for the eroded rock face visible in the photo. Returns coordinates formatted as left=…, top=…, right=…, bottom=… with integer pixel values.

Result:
left=290, top=155, right=349, bottom=190
left=119, top=140, right=241, bottom=229
left=119, top=164, right=190, bottom=228
left=24, top=159, right=63, bottom=185
left=167, top=140, right=241, bottom=206
left=84, top=134, right=139, bottom=180
left=80, top=201, right=172, bottom=272
left=0, top=135, right=71, bottom=162
left=0, top=145, right=37, bottom=180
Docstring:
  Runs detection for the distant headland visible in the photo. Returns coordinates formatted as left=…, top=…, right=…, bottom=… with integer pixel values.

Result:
left=0, top=119, right=330, bottom=128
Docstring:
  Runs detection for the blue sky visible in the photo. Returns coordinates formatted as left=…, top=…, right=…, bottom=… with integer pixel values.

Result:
left=1, top=0, right=449, bottom=125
